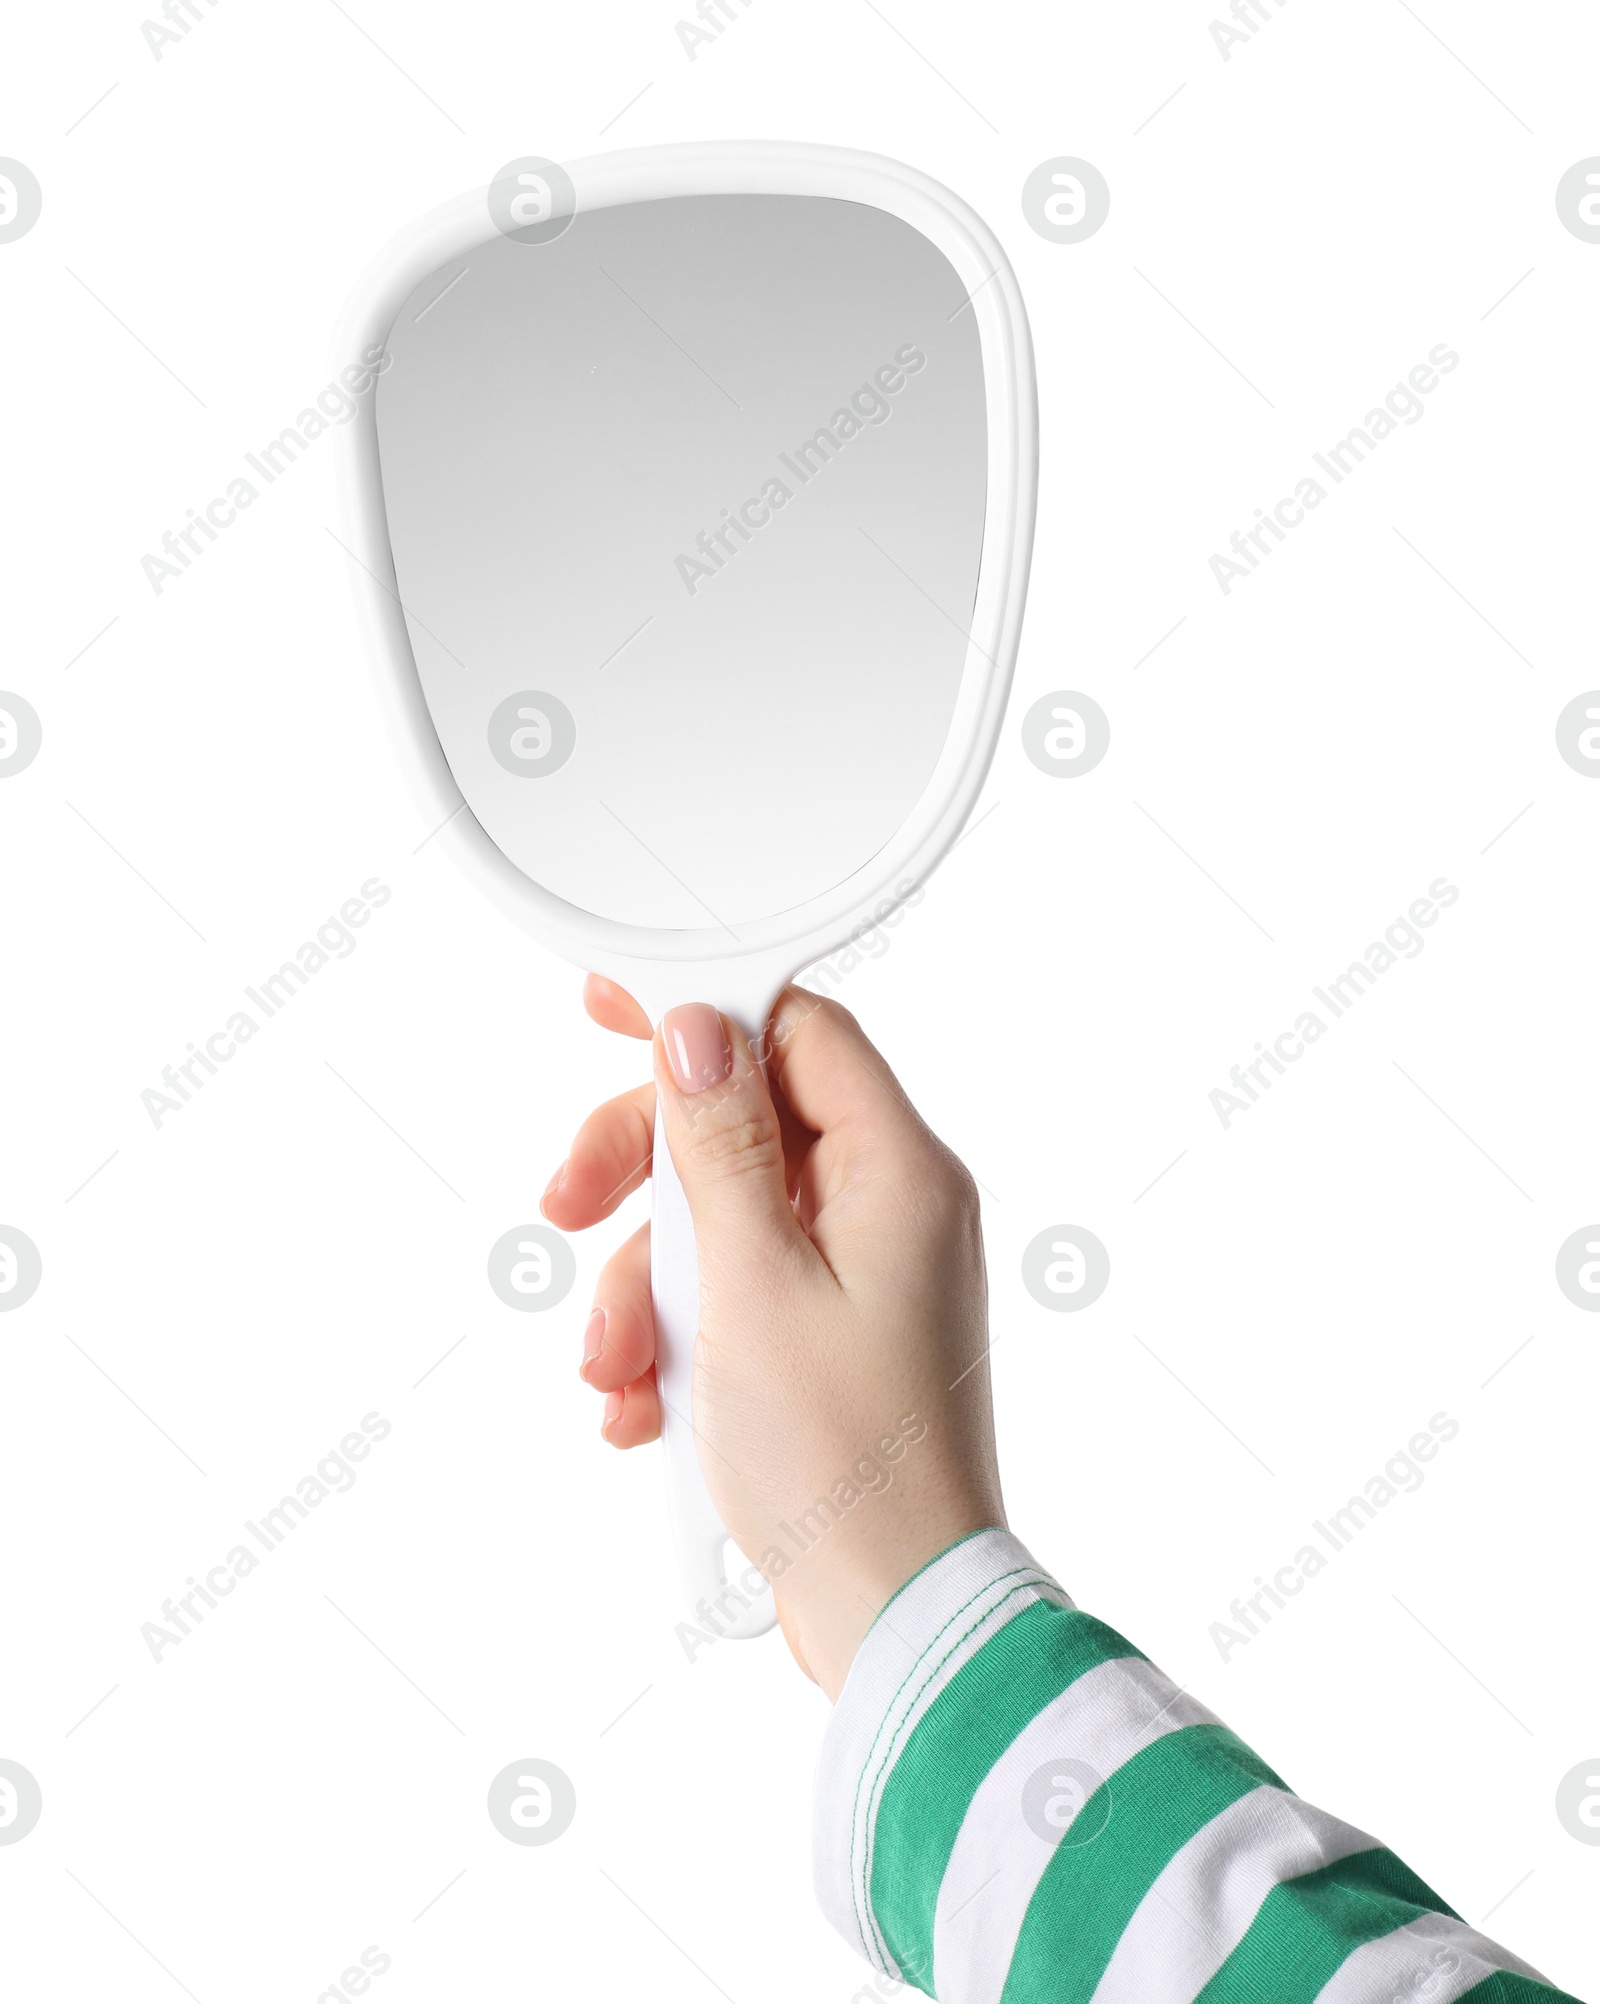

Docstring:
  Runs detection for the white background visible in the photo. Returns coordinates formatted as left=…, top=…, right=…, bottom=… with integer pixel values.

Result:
left=2, top=1, right=1597, bottom=1998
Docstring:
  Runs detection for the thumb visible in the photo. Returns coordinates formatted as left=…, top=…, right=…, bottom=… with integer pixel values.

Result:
left=653, top=1003, right=807, bottom=1280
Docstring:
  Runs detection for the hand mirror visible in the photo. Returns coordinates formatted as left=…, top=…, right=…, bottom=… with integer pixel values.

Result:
left=336, top=142, right=1035, bottom=1638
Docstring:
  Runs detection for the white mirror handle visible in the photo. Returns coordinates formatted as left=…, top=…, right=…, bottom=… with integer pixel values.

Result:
left=651, top=1099, right=778, bottom=1640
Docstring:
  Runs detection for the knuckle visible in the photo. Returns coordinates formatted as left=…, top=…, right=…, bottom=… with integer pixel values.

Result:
left=680, top=1104, right=784, bottom=1183
left=776, top=990, right=854, bottom=1052
left=919, top=1146, right=982, bottom=1228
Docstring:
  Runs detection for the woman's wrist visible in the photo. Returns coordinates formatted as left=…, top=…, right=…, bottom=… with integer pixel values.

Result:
left=783, top=1500, right=1010, bottom=1700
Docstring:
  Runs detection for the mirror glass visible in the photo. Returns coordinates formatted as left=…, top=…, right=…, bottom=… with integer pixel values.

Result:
left=375, top=191, right=986, bottom=933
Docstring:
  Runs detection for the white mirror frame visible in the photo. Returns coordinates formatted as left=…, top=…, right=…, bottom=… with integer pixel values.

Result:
left=333, top=141, right=1036, bottom=1024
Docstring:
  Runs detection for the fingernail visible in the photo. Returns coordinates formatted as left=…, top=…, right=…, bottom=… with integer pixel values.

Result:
left=602, top=1388, right=624, bottom=1434
left=662, top=1003, right=731, bottom=1095
left=579, top=1307, right=605, bottom=1382
left=540, top=1162, right=566, bottom=1218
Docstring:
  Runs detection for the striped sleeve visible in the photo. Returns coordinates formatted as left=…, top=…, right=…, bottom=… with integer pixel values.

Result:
left=813, top=1530, right=1583, bottom=2004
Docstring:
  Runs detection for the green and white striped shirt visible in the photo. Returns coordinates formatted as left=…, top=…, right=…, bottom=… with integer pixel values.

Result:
left=815, top=1531, right=1579, bottom=2004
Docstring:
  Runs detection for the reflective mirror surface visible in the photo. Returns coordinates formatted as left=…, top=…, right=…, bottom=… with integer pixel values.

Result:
left=377, top=191, right=986, bottom=931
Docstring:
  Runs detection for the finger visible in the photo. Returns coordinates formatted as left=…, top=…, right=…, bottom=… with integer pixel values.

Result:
left=601, top=1373, right=661, bottom=1448
left=542, top=1081, right=656, bottom=1229
left=654, top=1004, right=814, bottom=1284
left=542, top=1053, right=816, bottom=1226
left=764, top=989, right=966, bottom=1243
left=584, top=973, right=652, bottom=1039
left=579, top=982, right=816, bottom=1208
left=764, top=987, right=921, bottom=1143
left=580, top=1221, right=656, bottom=1392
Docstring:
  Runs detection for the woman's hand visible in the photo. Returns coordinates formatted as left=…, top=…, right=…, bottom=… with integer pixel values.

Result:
left=542, top=979, right=1006, bottom=1698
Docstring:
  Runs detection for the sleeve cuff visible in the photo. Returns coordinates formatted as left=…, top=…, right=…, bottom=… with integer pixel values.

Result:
left=812, top=1527, right=1071, bottom=1977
